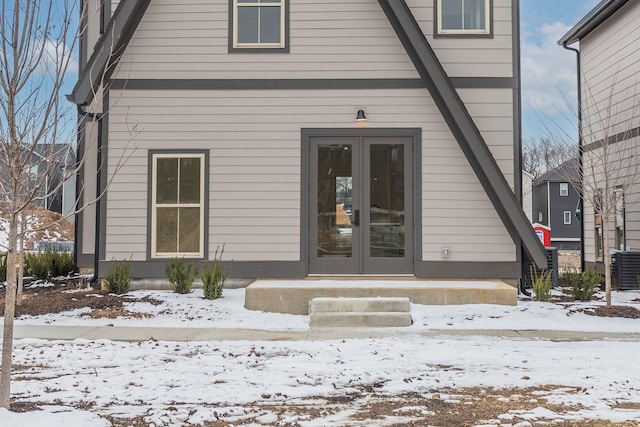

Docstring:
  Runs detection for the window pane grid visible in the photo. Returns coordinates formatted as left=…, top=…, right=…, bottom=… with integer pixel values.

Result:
left=234, top=0, right=284, bottom=47
left=439, top=0, right=488, bottom=34
left=152, top=154, right=204, bottom=258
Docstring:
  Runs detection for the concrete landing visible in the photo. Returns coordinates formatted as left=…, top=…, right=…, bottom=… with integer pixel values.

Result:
left=244, top=279, right=517, bottom=314
left=309, top=297, right=412, bottom=328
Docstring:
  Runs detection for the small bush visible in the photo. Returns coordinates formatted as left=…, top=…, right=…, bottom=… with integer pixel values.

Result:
left=575, top=268, right=601, bottom=302
left=202, top=245, right=227, bottom=300
left=25, top=249, right=74, bottom=280
left=104, top=259, right=132, bottom=295
left=0, top=253, right=6, bottom=282
left=531, top=266, right=552, bottom=302
left=166, top=258, right=198, bottom=294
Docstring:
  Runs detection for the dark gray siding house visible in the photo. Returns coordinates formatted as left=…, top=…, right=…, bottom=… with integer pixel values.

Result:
left=532, top=160, right=581, bottom=250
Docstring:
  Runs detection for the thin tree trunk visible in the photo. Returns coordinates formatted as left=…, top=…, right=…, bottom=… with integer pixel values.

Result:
left=0, top=210, right=19, bottom=409
left=603, top=212, right=612, bottom=307
left=16, top=214, right=24, bottom=305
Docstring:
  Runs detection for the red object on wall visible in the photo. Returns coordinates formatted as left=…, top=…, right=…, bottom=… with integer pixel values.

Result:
left=533, top=223, right=551, bottom=247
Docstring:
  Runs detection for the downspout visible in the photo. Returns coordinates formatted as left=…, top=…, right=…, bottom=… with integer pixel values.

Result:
left=77, top=107, right=104, bottom=284
left=562, top=44, right=585, bottom=271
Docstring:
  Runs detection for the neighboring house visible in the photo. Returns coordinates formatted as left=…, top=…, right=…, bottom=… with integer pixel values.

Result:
left=67, top=0, right=546, bottom=281
left=522, top=170, right=534, bottom=223
left=532, top=160, right=581, bottom=250
left=559, top=0, right=640, bottom=270
left=31, top=144, right=77, bottom=220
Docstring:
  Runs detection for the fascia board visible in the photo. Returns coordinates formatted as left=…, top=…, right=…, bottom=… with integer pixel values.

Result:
left=67, top=0, right=151, bottom=106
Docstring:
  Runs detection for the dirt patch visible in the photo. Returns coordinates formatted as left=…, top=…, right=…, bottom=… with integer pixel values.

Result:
left=0, top=281, right=162, bottom=318
left=0, top=204, right=74, bottom=250
left=14, top=387, right=640, bottom=426
left=576, top=305, right=640, bottom=319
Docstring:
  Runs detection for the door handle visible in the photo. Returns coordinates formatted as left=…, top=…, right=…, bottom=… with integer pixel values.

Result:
left=352, top=209, right=360, bottom=226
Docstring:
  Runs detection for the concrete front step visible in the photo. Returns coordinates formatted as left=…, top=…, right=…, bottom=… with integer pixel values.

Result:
left=309, top=297, right=412, bottom=328
left=310, top=312, right=413, bottom=328
left=310, top=297, right=411, bottom=313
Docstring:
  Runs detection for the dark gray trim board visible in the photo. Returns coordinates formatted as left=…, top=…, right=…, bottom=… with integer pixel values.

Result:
left=228, top=0, right=290, bottom=54
left=415, top=261, right=521, bottom=279
left=100, top=260, right=307, bottom=280
left=377, top=0, right=547, bottom=267
left=146, top=150, right=210, bottom=261
left=97, top=93, right=110, bottom=278
left=583, top=126, right=640, bottom=152
left=68, top=0, right=151, bottom=105
left=110, top=77, right=518, bottom=91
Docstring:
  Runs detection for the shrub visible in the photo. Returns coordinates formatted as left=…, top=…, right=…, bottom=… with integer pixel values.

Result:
left=0, top=253, right=6, bottom=282
left=202, top=245, right=227, bottom=300
left=104, top=259, right=132, bottom=295
left=530, top=266, right=552, bottom=302
left=574, top=268, right=601, bottom=302
left=165, top=258, right=198, bottom=294
left=25, top=249, right=74, bottom=280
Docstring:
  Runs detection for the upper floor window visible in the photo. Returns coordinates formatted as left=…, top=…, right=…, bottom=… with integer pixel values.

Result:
left=437, top=0, right=491, bottom=36
left=559, top=183, right=569, bottom=197
left=231, top=0, right=288, bottom=51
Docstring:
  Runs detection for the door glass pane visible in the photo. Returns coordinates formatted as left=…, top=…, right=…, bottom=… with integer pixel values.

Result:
left=370, top=144, right=404, bottom=258
left=317, top=144, right=352, bottom=258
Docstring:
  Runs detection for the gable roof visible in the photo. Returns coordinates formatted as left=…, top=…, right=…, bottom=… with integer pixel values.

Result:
left=68, top=0, right=548, bottom=267
left=66, top=0, right=151, bottom=106
left=534, top=158, right=580, bottom=186
left=377, top=0, right=547, bottom=266
left=558, top=0, right=631, bottom=46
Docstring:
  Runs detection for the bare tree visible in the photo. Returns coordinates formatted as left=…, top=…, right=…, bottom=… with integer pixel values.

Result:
left=0, top=0, right=137, bottom=408
left=522, top=137, right=576, bottom=180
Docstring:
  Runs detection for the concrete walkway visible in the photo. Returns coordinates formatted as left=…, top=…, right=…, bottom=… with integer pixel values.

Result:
left=11, top=324, right=640, bottom=342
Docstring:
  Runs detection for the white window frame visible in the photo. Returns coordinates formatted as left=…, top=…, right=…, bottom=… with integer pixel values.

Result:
left=151, top=153, right=205, bottom=258
left=437, top=0, right=490, bottom=35
left=563, top=211, right=572, bottom=225
left=559, top=182, right=569, bottom=197
left=233, top=0, right=285, bottom=49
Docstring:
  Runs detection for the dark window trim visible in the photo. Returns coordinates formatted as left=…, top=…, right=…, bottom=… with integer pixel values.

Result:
left=147, top=149, right=210, bottom=260
left=228, top=0, right=290, bottom=54
left=433, top=0, right=494, bottom=39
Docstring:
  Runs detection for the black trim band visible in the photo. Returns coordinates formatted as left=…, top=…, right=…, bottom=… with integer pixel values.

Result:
left=109, top=77, right=518, bottom=91
left=583, top=126, right=640, bottom=152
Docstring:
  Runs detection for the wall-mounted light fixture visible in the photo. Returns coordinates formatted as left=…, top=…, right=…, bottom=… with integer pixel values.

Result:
left=356, top=109, right=367, bottom=122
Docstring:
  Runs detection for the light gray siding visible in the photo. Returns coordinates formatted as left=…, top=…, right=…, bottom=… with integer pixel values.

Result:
left=579, top=1, right=640, bottom=262
left=112, top=0, right=513, bottom=80
left=105, top=88, right=516, bottom=263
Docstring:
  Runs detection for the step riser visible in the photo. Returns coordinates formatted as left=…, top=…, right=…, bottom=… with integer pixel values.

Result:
left=310, top=297, right=410, bottom=314
left=310, top=313, right=412, bottom=328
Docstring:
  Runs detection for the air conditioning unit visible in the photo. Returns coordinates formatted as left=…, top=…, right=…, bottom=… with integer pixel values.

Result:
left=612, top=252, right=640, bottom=290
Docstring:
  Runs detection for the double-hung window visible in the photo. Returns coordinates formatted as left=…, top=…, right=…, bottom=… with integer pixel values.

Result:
left=231, top=0, right=287, bottom=51
left=559, top=182, right=569, bottom=196
left=437, top=0, right=491, bottom=36
left=151, top=153, right=205, bottom=258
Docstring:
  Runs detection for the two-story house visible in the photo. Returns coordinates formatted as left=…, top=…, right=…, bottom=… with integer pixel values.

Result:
left=559, top=0, right=640, bottom=271
left=68, top=0, right=546, bottom=287
left=532, top=159, right=581, bottom=250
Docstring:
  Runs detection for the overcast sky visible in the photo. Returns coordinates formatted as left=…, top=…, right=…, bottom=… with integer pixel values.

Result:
left=520, top=0, right=601, bottom=142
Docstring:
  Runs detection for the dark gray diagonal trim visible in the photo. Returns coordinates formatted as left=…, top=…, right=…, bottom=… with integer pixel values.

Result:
left=583, top=126, right=640, bottom=152
left=377, top=0, right=547, bottom=267
left=67, top=0, right=151, bottom=106
left=558, top=0, right=630, bottom=46
left=109, top=77, right=517, bottom=91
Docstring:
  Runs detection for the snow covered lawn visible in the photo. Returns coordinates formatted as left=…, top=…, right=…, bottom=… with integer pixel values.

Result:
left=1, top=287, right=639, bottom=426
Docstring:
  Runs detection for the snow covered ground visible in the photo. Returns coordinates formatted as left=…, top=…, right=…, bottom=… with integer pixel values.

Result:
left=1, top=286, right=640, bottom=426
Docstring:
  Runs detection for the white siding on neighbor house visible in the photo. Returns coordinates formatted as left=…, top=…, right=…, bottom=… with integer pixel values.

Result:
left=112, top=0, right=513, bottom=80
left=105, top=88, right=515, bottom=263
left=578, top=0, right=640, bottom=263
left=580, top=0, right=640, bottom=145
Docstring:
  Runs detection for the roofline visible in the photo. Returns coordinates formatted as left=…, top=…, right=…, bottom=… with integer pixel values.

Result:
left=558, top=0, right=630, bottom=46
left=66, top=0, right=151, bottom=106
left=377, top=0, right=547, bottom=267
